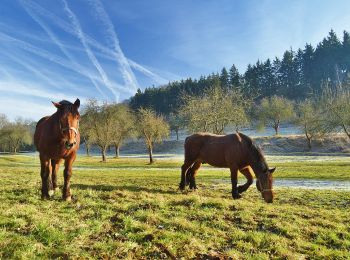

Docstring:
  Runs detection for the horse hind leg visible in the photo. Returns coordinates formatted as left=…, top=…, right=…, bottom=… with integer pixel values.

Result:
left=179, top=160, right=195, bottom=190
left=237, top=166, right=254, bottom=194
left=188, top=161, right=201, bottom=190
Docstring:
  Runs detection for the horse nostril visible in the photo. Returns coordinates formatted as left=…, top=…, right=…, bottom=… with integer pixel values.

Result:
left=65, top=141, right=74, bottom=149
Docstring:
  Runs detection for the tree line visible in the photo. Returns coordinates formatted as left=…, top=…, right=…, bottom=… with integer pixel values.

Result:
left=0, top=115, right=33, bottom=153
left=129, top=30, right=350, bottom=115
left=0, top=80, right=349, bottom=159
left=179, top=81, right=350, bottom=148
left=81, top=80, right=349, bottom=162
left=80, top=100, right=169, bottom=163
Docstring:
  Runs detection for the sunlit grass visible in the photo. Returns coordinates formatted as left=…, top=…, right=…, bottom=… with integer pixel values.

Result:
left=0, top=155, right=349, bottom=258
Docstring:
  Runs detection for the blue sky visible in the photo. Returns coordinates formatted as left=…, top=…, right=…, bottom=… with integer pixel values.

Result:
left=1, top=0, right=350, bottom=120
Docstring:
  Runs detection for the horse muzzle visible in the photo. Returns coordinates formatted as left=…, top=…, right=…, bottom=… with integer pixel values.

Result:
left=65, top=140, right=77, bottom=150
left=262, top=189, right=274, bottom=203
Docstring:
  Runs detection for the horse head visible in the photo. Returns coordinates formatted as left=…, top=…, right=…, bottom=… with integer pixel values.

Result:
left=255, top=167, right=275, bottom=203
left=248, top=142, right=276, bottom=203
left=52, top=99, right=80, bottom=150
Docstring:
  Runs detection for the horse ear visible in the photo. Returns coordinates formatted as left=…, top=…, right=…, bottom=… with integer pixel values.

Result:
left=74, top=98, right=80, bottom=109
left=52, top=101, right=61, bottom=109
left=269, top=167, right=276, bottom=174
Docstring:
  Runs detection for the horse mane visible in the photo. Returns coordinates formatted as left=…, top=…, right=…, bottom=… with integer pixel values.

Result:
left=237, top=132, right=268, bottom=170
left=36, top=116, right=49, bottom=128
left=57, top=100, right=79, bottom=115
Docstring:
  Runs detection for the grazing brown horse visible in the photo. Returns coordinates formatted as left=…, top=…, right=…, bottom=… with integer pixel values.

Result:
left=179, top=132, right=276, bottom=203
left=34, top=99, right=80, bottom=201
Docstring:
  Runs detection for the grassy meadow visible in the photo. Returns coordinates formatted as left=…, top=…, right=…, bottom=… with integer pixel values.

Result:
left=0, top=154, right=349, bottom=259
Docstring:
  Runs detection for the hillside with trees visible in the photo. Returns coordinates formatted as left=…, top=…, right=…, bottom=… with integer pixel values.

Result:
left=129, top=30, right=350, bottom=115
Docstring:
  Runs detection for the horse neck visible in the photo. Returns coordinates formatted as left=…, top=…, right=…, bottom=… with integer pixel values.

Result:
left=246, top=146, right=267, bottom=175
left=49, top=112, right=62, bottom=139
left=250, top=159, right=264, bottom=175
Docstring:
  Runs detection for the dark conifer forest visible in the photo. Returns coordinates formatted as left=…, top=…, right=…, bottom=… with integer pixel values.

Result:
left=129, top=30, right=350, bottom=115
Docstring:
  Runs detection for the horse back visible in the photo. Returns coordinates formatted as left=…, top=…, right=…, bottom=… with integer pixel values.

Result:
left=184, top=133, right=244, bottom=167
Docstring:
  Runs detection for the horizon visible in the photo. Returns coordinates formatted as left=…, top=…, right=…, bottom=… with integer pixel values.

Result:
left=1, top=0, right=350, bottom=120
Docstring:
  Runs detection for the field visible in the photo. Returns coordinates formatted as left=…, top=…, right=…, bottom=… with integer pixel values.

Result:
left=0, top=155, right=350, bottom=259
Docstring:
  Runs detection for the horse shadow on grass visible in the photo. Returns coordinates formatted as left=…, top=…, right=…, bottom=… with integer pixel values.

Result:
left=72, top=183, right=177, bottom=195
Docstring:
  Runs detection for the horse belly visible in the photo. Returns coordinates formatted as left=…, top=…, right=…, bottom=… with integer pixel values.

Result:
left=199, top=143, right=228, bottom=167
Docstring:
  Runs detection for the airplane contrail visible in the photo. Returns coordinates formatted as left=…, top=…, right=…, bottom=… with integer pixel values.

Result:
left=61, top=0, right=120, bottom=101
left=127, top=59, right=169, bottom=85
left=20, top=0, right=107, bottom=99
left=2, top=51, right=63, bottom=89
left=0, top=32, right=109, bottom=90
left=16, top=1, right=169, bottom=88
left=0, top=81, right=68, bottom=100
left=87, top=0, right=139, bottom=92
left=0, top=49, right=94, bottom=94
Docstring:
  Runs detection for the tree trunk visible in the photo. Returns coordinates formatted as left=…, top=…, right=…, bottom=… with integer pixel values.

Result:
left=101, top=147, right=107, bottom=162
left=148, top=145, right=154, bottom=164
left=341, top=124, right=350, bottom=140
left=306, top=136, right=312, bottom=150
left=115, top=144, right=120, bottom=158
left=273, top=123, right=279, bottom=135
left=304, top=125, right=312, bottom=150
left=175, top=130, right=179, bottom=141
left=86, top=144, right=90, bottom=157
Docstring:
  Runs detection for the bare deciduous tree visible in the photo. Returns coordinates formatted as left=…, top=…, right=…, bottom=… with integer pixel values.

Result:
left=0, top=118, right=32, bottom=153
left=137, top=108, right=169, bottom=164
left=295, top=99, right=322, bottom=149
left=110, top=104, right=136, bottom=158
left=81, top=99, right=117, bottom=162
left=318, top=83, right=350, bottom=140
left=80, top=113, right=96, bottom=157
left=167, top=112, right=185, bottom=141
left=257, top=95, right=294, bottom=135
left=180, top=85, right=251, bottom=134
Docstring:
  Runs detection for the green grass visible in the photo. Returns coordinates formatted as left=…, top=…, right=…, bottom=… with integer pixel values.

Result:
left=0, top=155, right=349, bottom=259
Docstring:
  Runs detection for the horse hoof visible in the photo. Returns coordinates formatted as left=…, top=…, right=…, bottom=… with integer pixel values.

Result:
left=41, top=195, right=50, bottom=200
left=179, top=184, right=186, bottom=191
left=63, top=196, right=72, bottom=202
left=232, top=193, right=242, bottom=200
left=48, top=190, right=54, bottom=197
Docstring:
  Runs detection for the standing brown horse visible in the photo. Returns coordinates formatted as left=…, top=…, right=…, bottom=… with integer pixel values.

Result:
left=34, top=99, right=80, bottom=201
left=179, top=132, right=276, bottom=203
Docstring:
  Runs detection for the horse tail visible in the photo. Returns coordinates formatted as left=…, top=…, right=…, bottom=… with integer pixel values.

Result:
left=183, top=136, right=192, bottom=160
left=183, top=134, right=204, bottom=163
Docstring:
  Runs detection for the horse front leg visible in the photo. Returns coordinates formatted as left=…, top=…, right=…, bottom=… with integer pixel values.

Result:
left=230, top=166, right=241, bottom=199
left=63, top=154, right=76, bottom=201
left=40, top=155, right=52, bottom=199
left=237, top=166, right=254, bottom=194
left=51, top=159, right=61, bottom=194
